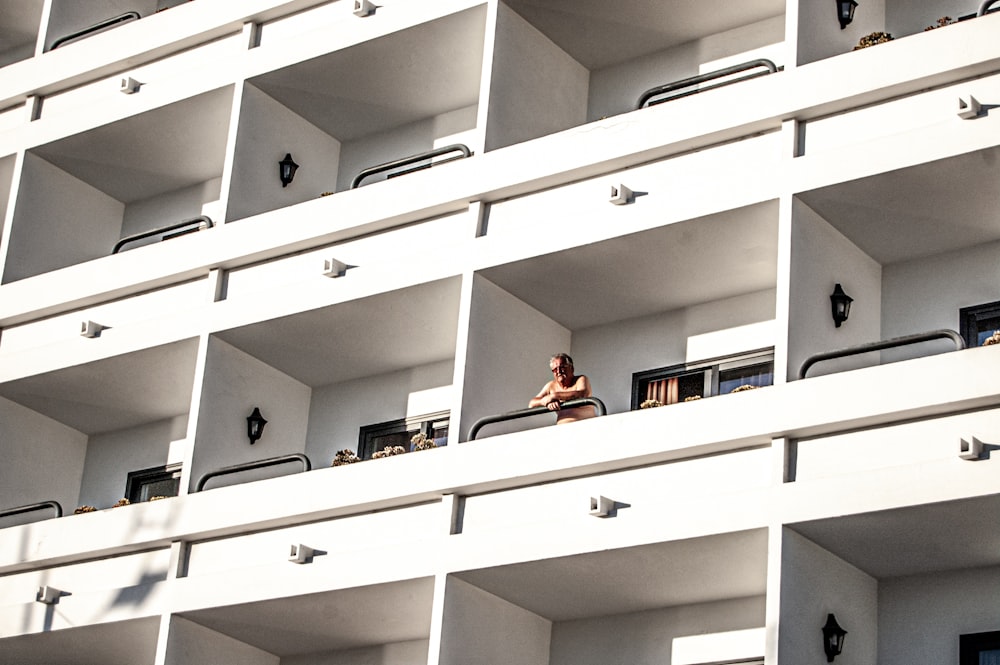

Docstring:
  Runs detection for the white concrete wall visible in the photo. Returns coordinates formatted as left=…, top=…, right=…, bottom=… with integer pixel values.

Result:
left=227, top=84, right=343, bottom=222
left=165, top=615, right=280, bottom=665
left=190, top=337, right=312, bottom=491
left=878, top=566, right=1000, bottom=665
left=461, top=448, right=772, bottom=534
left=589, top=16, right=785, bottom=122
left=482, top=2, right=589, bottom=151
left=305, top=360, right=454, bottom=465
left=779, top=528, right=878, bottom=665
left=573, top=290, right=776, bottom=414
left=882, top=240, right=1000, bottom=360
left=282, top=640, right=429, bottom=665
left=4, top=153, right=124, bottom=282
left=549, top=596, right=765, bottom=665
left=795, top=406, right=1000, bottom=480
left=187, top=500, right=444, bottom=577
left=336, top=105, right=479, bottom=193
left=121, top=178, right=222, bottom=243
left=0, top=395, right=87, bottom=524
left=788, top=198, right=882, bottom=379
left=797, top=0, right=887, bottom=65
left=438, top=576, right=551, bottom=665
left=78, top=416, right=187, bottom=508
left=460, top=274, right=571, bottom=440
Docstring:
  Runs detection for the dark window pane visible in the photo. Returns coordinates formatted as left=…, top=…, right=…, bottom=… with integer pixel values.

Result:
left=719, top=362, right=774, bottom=394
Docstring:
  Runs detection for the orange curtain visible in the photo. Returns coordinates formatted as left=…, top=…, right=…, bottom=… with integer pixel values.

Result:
left=646, top=378, right=679, bottom=404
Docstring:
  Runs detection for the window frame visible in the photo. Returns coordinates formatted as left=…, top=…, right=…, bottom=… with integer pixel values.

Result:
left=960, top=630, right=1000, bottom=665
left=124, top=463, right=182, bottom=503
left=959, top=300, right=1000, bottom=348
left=631, top=348, right=774, bottom=410
left=357, top=410, right=449, bottom=460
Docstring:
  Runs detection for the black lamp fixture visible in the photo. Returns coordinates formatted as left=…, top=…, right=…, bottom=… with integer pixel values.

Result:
left=278, top=153, right=299, bottom=187
left=830, top=283, right=853, bottom=327
left=822, top=613, right=848, bottom=662
left=837, top=0, right=858, bottom=29
left=247, top=407, right=267, bottom=445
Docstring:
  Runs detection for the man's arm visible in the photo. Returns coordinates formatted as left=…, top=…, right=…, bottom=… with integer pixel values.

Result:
left=529, top=381, right=556, bottom=408
left=548, top=375, right=591, bottom=402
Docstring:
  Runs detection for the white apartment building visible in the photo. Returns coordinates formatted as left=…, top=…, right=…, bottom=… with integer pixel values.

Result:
left=0, top=0, right=998, bottom=663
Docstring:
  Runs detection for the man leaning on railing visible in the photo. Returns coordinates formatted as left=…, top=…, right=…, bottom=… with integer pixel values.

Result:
left=529, top=353, right=597, bottom=424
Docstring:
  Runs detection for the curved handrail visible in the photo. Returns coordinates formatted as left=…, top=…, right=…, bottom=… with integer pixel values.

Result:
left=637, top=59, right=778, bottom=110
left=468, top=397, right=607, bottom=441
left=0, top=500, right=63, bottom=522
left=350, top=144, right=472, bottom=189
left=195, top=453, right=312, bottom=492
left=51, top=11, right=141, bottom=50
left=979, top=0, right=1000, bottom=15
left=798, top=329, right=966, bottom=379
left=113, top=216, right=213, bottom=254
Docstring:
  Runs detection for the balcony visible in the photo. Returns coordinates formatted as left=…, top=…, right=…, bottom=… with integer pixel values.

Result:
left=483, top=0, right=785, bottom=150
left=226, top=4, right=486, bottom=221
left=3, top=87, right=232, bottom=283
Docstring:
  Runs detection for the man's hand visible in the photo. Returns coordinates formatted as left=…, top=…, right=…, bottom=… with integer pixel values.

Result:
left=542, top=394, right=561, bottom=410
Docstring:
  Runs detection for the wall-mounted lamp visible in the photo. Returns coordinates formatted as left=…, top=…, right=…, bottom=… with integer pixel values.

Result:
left=830, top=283, right=853, bottom=327
left=120, top=76, right=142, bottom=94
left=289, top=543, right=315, bottom=564
left=278, top=153, right=299, bottom=187
left=80, top=320, right=108, bottom=338
left=322, top=257, right=349, bottom=278
left=247, top=407, right=267, bottom=445
left=822, top=614, right=847, bottom=662
left=837, top=0, right=858, bottom=29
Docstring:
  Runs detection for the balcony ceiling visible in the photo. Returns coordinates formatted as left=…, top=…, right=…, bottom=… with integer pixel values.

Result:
left=0, top=0, right=41, bottom=52
left=456, top=529, right=768, bottom=621
left=216, top=278, right=461, bottom=387
left=251, top=6, right=485, bottom=142
left=798, top=147, right=1000, bottom=265
left=0, top=339, right=198, bottom=435
left=481, top=202, right=779, bottom=330
left=181, top=577, right=434, bottom=657
left=503, top=0, right=785, bottom=70
left=31, top=87, right=232, bottom=203
left=790, top=494, right=1000, bottom=579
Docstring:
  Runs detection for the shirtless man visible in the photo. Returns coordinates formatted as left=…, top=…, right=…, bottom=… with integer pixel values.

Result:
left=529, top=353, right=596, bottom=424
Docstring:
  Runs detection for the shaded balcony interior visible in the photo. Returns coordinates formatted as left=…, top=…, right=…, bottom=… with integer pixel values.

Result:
left=467, top=202, right=779, bottom=437
left=226, top=6, right=486, bottom=221
left=0, top=0, right=42, bottom=67
left=198, top=277, right=461, bottom=489
left=42, top=0, right=191, bottom=52
left=448, top=529, right=768, bottom=665
left=790, top=146, right=1000, bottom=378
left=798, top=0, right=996, bottom=65
left=787, top=495, right=1000, bottom=665
left=175, top=577, right=435, bottom=664
left=0, top=339, right=198, bottom=524
left=0, top=617, right=159, bottom=665
left=2, top=87, right=232, bottom=283
left=484, top=0, right=786, bottom=150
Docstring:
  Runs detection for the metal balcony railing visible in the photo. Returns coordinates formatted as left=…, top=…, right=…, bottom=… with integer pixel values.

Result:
left=51, top=11, right=141, bottom=50
left=979, top=0, right=1000, bottom=15
left=195, top=453, right=312, bottom=492
left=0, top=500, right=63, bottom=524
left=350, top=144, right=472, bottom=189
left=637, top=59, right=779, bottom=110
left=468, top=397, right=607, bottom=441
left=798, top=329, right=966, bottom=379
left=112, top=216, right=213, bottom=254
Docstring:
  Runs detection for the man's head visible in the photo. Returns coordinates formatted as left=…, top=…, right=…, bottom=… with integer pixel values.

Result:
left=549, top=353, right=574, bottom=382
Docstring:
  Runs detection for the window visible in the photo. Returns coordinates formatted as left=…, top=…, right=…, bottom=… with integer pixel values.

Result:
left=358, top=411, right=449, bottom=460
left=960, top=630, right=1000, bottom=665
left=631, top=349, right=774, bottom=410
left=960, top=300, right=1000, bottom=347
left=125, top=463, right=182, bottom=503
